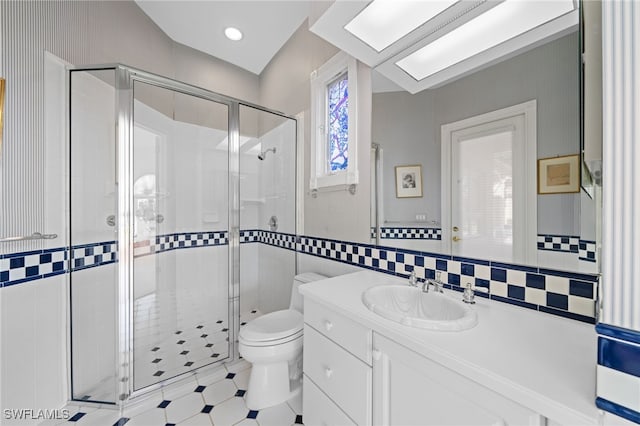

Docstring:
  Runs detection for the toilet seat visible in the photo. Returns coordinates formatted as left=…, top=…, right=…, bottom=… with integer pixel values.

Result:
left=239, top=329, right=303, bottom=348
left=239, top=309, right=303, bottom=345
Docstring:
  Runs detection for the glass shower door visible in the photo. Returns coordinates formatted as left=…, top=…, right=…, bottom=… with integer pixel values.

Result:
left=70, top=68, right=119, bottom=404
left=131, top=81, right=230, bottom=391
left=238, top=105, right=297, bottom=318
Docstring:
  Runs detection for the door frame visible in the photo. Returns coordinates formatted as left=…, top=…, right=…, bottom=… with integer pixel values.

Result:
left=441, top=100, right=537, bottom=265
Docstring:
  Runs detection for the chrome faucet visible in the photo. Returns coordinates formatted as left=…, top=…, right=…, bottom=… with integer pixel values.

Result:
left=462, top=282, right=489, bottom=304
left=408, top=270, right=418, bottom=287
left=423, top=270, right=445, bottom=293
left=462, top=283, right=476, bottom=304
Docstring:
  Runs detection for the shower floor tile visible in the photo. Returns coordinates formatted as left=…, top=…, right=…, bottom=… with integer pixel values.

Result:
left=46, top=363, right=304, bottom=426
left=73, top=308, right=261, bottom=410
left=129, top=296, right=258, bottom=390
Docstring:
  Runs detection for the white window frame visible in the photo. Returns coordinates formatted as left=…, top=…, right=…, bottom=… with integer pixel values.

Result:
left=310, top=52, right=359, bottom=190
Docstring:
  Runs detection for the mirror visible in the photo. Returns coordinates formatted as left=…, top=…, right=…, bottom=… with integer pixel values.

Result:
left=370, top=25, right=598, bottom=273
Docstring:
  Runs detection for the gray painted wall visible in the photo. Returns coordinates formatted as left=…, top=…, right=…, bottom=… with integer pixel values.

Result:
left=259, top=22, right=372, bottom=243
left=373, top=32, right=581, bottom=236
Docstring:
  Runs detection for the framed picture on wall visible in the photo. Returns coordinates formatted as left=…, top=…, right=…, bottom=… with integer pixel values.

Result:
left=395, top=165, right=423, bottom=198
left=538, top=154, right=580, bottom=194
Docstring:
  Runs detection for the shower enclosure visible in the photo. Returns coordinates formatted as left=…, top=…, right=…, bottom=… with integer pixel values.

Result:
left=69, top=65, right=297, bottom=404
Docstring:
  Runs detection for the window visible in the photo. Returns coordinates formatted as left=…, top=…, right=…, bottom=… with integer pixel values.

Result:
left=327, top=73, right=349, bottom=172
left=310, top=52, right=359, bottom=190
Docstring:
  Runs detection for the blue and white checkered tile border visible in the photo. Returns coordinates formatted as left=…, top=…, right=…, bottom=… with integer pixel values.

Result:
left=0, top=231, right=229, bottom=287
left=1, top=247, right=68, bottom=287
left=579, top=239, right=597, bottom=262
left=379, top=227, right=442, bottom=240
left=0, top=230, right=599, bottom=324
left=595, top=324, right=640, bottom=423
left=135, top=231, right=228, bottom=257
left=537, top=234, right=580, bottom=253
left=297, top=235, right=599, bottom=324
left=240, top=230, right=260, bottom=244
left=260, top=231, right=297, bottom=251
left=71, top=241, right=117, bottom=270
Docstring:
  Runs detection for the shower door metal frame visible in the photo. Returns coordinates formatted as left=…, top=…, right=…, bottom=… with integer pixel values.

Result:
left=68, top=63, right=297, bottom=405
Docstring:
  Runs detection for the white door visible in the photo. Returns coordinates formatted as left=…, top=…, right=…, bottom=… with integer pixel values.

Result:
left=451, top=116, right=524, bottom=263
left=441, top=101, right=537, bottom=265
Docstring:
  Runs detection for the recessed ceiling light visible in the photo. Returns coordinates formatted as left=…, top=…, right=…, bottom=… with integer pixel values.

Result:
left=344, top=0, right=458, bottom=52
left=396, top=0, right=575, bottom=81
left=224, top=27, right=243, bottom=41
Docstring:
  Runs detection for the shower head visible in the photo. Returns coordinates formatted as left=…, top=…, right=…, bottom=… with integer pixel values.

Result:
left=258, top=147, right=276, bottom=160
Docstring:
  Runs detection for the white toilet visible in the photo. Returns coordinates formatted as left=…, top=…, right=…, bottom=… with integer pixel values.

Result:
left=239, top=272, right=326, bottom=410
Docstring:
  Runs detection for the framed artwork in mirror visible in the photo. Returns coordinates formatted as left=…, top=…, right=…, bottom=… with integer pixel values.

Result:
left=538, top=154, right=580, bottom=194
left=395, top=165, right=423, bottom=198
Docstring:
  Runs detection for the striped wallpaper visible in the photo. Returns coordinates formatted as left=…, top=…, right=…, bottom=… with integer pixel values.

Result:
left=0, top=1, right=96, bottom=255
left=598, top=3, right=640, bottom=422
left=601, top=0, right=640, bottom=331
left=0, top=1, right=183, bottom=256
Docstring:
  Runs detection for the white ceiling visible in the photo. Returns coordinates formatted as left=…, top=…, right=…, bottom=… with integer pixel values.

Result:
left=134, top=1, right=576, bottom=94
left=135, top=0, right=311, bottom=75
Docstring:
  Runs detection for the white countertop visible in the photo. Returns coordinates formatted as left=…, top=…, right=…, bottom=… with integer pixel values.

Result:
left=299, top=270, right=599, bottom=425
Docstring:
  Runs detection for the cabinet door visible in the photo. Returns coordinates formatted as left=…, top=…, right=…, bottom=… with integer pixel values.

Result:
left=304, top=325, right=372, bottom=425
left=372, top=334, right=541, bottom=426
left=303, top=375, right=356, bottom=426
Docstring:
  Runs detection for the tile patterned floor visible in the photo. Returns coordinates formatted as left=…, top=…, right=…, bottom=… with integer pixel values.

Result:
left=76, top=289, right=261, bottom=402
left=58, top=304, right=305, bottom=425
left=41, top=362, right=304, bottom=426
left=131, top=294, right=259, bottom=391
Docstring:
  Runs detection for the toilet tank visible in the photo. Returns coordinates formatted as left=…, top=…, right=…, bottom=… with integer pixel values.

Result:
left=290, top=272, right=327, bottom=312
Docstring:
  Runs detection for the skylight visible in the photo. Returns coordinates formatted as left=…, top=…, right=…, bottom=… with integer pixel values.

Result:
left=396, top=0, right=575, bottom=81
left=344, top=0, right=458, bottom=52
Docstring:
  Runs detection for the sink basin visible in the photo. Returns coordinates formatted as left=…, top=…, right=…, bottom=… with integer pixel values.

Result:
left=362, top=285, right=478, bottom=331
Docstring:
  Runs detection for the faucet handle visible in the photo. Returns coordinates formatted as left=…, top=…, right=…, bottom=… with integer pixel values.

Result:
left=408, top=270, right=418, bottom=286
left=462, top=283, right=489, bottom=304
left=462, top=283, right=475, bottom=304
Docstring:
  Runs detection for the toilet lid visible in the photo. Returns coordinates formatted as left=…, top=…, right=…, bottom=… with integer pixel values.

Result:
left=240, top=309, right=303, bottom=342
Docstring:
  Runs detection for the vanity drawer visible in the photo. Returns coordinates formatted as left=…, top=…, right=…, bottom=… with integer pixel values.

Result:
left=304, top=325, right=371, bottom=425
left=303, top=375, right=356, bottom=426
left=305, top=298, right=371, bottom=364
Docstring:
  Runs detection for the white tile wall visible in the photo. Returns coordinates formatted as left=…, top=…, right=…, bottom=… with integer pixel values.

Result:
left=258, top=244, right=296, bottom=314
left=597, top=365, right=640, bottom=414
left=258, top=119, right=296, bottom=235
left=70, top=264, right=118, bottom=401
left=1, top=275, right=67, bottom=423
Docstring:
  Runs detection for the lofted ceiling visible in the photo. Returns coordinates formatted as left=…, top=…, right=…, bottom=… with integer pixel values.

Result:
left=135, top=0, right=401, bottom=92
left=135, top=0, right=311, bottom=75
left=133, top=1, right=578, bottom=95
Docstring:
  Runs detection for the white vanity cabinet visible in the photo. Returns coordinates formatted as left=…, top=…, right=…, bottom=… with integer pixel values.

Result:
left=303, top=299, right=373, bottom=426
left=304, top=299, right=542, bottom=426
left=372, top=333, right=541, bottom=426
left=300, top=272, right=598, bottom=426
